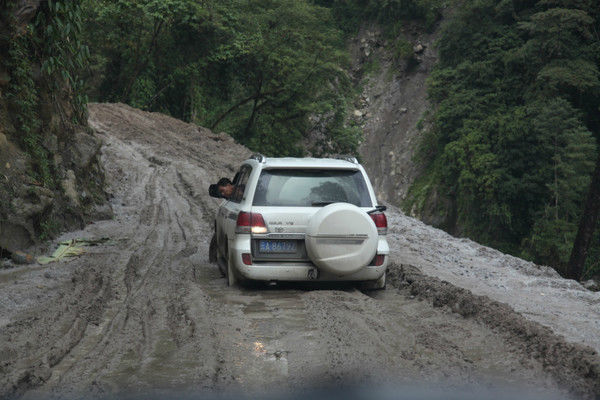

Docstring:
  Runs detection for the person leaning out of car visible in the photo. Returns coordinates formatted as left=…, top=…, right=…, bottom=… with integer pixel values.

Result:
left=209, top=178, right=245, bottom=200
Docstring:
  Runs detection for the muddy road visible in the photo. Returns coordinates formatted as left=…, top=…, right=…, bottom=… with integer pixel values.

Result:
left=1, top=104, right=598, bottom=399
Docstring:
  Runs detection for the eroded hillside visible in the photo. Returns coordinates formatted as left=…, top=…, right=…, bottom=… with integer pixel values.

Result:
left=353, top=23, right=439, bottom=207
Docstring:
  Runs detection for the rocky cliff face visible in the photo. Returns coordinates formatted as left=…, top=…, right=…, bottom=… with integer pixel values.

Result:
left=0, top=2, right=108, bottom=255
left=353, top=23, right=440, bottom=206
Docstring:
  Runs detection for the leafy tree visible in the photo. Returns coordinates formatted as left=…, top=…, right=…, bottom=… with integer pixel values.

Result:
left=82, top=0, right=359, bottom=156
left=409, top=0, right=600, bottom=277
left=519, top=0, right=600, bottom=278
left=316, top=0, right=444, bottom=33
left=522, top=99, right=596, bottom=271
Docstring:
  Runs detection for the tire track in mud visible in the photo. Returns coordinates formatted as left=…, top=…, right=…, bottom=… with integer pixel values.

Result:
left=300, top=287, right=557, bottom=391
left=1, top=103, right=597, bottom=399
left=0, top=258, right=116, bottom=399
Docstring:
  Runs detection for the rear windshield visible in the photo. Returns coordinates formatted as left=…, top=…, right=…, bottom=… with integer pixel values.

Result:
left=253, top=169, right=372, bottom=207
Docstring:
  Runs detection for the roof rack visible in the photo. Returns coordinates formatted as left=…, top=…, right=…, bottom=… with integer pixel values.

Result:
left=250, top=153, right=266, bottom=163
left=334, top=155, right=358, bottom=164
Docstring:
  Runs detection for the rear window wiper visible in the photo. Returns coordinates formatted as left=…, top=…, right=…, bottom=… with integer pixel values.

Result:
left=311, top=201, right=335, bottom=207
left=367, top=205, right=387, bottom=214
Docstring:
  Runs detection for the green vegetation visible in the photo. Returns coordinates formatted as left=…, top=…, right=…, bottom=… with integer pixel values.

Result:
left=82, top=0, right=358, bottom=156
left=318, top=0, right=445, bottom=33
left=81, top=0, right=446, bottom=157
left=2, top=0, right=89, bottom=187
left=408, top=0, right=600, bottom=277
left=35, top=0, right=90, bottom=124
left=4, top=32, right=48, bottom=185
left=39, top=218, right=61, bottom=241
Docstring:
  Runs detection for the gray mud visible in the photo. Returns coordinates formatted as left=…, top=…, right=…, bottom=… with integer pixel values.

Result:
left=0, top=104, right=598, bottom=399
left=388, top=264, right=600, bottom=398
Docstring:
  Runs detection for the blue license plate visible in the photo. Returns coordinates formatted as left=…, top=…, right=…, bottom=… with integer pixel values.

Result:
left=259, top=240, right=297, bottom=253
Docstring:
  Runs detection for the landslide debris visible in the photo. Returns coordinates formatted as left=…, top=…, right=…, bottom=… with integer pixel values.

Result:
left=388, top=263, right=600, bottom=398
left=0, top=103, right=598, bottom=400
left=352, top=23, right=440, bottom=205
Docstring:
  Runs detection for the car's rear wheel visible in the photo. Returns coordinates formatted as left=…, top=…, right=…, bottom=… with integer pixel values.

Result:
left=225, top=243, right=237, bottom=286
left=209, top=233, right=218, bottom=264
left=226, top=245, right=246, bottom=287
left=215, top=238, right=226, bottom=277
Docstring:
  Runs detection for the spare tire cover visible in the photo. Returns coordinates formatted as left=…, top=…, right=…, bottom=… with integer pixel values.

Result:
left=305, top=203, right=377, bottom=276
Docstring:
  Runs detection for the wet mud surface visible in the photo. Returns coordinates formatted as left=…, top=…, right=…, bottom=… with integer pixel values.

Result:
left=1, top=104, right=598, bottom=399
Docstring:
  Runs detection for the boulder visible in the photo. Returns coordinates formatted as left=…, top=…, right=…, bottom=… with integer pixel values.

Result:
left=61, top=169, right=80, bottom=207
left=0, top=222, right=33, bottom=252
left=92, top=202, right=114, bottom=221
left=11, top=186, right=54, bottom=218
left=413, top=44, right=424, bottom=54
left=42, top=134, right=58, bottom=152
left=67, top=130, right=101, bottom=169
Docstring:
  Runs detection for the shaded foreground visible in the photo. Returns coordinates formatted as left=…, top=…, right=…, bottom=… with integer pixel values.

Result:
left=0, top=104, right=598, bottom=399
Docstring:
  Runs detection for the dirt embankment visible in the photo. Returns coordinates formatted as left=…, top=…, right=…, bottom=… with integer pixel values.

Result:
left=389, top=264, right=600, bottom=397
left=0, top=103, right=599, bottom=399
left=1, top=3, right=109, bottom=256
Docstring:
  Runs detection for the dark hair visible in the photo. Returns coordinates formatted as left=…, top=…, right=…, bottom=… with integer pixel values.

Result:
left=208, top=184, right=220, bottom=198
left=217, top=177, right=232, bottom=187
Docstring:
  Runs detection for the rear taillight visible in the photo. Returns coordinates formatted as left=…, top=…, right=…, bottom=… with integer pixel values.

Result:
left=242, top=253, right=252, bottom=265
left=236, top=212, right=268, bottom=234
left=370, top=213, right=387, bottom=235
left=372, top=254, right=385, bottom=266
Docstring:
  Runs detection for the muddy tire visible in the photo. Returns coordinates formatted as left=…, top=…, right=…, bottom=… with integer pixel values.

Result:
left=360, top=272, right=386, bottom=290
left=209, top=233, right=218, bottom=263
left=226, top=247, right=243, bottom=287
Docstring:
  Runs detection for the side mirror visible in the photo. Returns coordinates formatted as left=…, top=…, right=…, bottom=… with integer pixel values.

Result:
left=209, top=184, right=222, bottom=198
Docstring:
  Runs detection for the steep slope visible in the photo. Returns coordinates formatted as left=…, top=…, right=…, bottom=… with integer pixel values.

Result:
left=354, top=23, right=439, bottom=204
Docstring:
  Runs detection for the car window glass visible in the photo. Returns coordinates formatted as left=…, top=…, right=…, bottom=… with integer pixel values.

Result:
left=231, top=166, right=251, bottom=203
left=252, top=169, right=372, bottom=207
left=232, top=172, right=240, bottom=185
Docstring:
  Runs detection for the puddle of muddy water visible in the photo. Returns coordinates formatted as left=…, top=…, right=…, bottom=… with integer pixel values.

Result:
left=198, top=279, right=325, bottom=389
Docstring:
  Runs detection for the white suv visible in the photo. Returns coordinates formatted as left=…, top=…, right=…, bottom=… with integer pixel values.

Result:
left=210, top=154, right=389, bottom=289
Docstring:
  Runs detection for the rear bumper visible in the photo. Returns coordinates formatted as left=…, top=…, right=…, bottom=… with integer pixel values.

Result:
left=229, top=235, right=388, bottom=282
left=237, top=261, right=387, bottom=281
